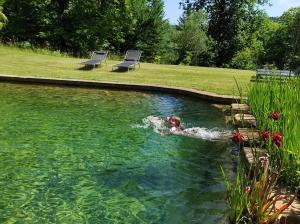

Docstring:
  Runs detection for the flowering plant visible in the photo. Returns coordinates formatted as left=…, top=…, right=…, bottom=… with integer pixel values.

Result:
left=272, top=132, right=283, bottom=148
left=232, top=131, right=245, bottom=143
left=260, top=130, right=270, bottom=141
left=270, top=111, right=280, bottom=121
left=223, top=148, right=295, bottom=224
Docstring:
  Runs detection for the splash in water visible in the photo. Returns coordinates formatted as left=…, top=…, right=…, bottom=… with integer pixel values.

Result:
left=131, top=118, right=151, bottom=129
left=180, top=127, right=229, bottom=140
left=132, top=116, right=231, bottom=141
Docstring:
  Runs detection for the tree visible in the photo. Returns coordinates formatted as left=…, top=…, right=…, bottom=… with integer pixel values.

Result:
left=285, top=8, right=300, bottom=70
left=1, top=0, right=51, bottom=45
left=157, top=23, right=179, bottom=64
left=1, top=0, right=166, bottom=60
left=121, top=0, right=166, bottom=61
left=2, top=0, right=128, bottom=54
left=180, top=0, right=269, bottom=67
left=47, top=0, right=122, bottom=55
left=174, top=11, right=214, bottom=65
left=263, top=7, right=300, bottom=70
left=0, top=8, right=7, bottom=30
left=230, top=12, right=279, bottom=69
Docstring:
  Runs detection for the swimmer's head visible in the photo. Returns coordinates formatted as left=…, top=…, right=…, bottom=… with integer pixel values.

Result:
left=168, top=116, right=181, bottom=127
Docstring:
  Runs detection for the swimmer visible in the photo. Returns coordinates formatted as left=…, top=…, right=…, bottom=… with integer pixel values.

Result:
left=166, top=115, right=184, bottom=133
left=145, top=115, right=229, bottom=140
left=147, top=115, right=183, bottom=134
left=147, top=115, right=169, bottom=135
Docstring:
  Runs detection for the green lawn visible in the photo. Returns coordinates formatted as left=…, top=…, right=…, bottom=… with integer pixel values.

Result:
left=0, top=45, right=253, bottom=95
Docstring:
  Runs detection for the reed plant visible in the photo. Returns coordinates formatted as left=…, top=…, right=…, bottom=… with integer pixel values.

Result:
left=223, top=77, right=298, bottom=223
left=248, top=77, right=300, bottom=189
left=222, top=146, right=295, bottom=224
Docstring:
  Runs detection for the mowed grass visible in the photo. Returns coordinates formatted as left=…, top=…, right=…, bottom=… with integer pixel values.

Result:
left=0, top=45, right=254, bottom=95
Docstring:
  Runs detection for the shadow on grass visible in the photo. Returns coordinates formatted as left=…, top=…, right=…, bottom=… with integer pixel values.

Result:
left=111, top=67, right=135, bottom=73
left=77, top=65, right=96, bottom=71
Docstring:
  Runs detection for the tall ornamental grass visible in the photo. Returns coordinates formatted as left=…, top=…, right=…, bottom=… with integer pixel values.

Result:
left=222, top=154, right=295, bottom=224
left=248, top=77, right=300, bottom=189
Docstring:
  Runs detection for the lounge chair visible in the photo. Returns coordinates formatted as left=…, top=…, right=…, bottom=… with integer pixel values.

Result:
left=256, top=68, right=295, bottom=78
left=112, top=50, right=142, bottom=71
left=80, top=51, right=108, bottom=68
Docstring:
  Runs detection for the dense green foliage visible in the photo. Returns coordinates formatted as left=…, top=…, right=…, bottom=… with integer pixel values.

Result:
left=1, top=0, right=166, bottom=60
left=0, top=2, right=7, bottom=30
left=174, top=11, right=214, bottom=65
left=222, top=155, right=293, bottom=224
left=249, top=78, right=300, bottom=190
left=0, top=0, right=299, bottom=70
left=222, top=77, right=300, bottom=223
left=180, top=1, right=300, bottom=70
left=262, top=8, right=300, bottom=70
left=180, top=0, right=269, bottom=66
left=0, top=10, right=6, bottom=30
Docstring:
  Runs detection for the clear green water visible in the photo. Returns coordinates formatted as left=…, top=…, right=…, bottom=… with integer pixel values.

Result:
left=0, top=83, right=232, bottom=224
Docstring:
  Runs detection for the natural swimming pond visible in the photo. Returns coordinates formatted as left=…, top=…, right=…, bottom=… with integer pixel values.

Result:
left=0, top=83, right=233, bottom=224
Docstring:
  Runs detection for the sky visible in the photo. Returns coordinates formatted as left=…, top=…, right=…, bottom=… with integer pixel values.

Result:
left=164, top=0, right=300, bottom=24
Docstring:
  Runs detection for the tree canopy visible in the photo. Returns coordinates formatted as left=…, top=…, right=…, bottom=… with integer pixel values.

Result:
left=174, top=10, right=213, bottom=65
left=0, top=4, right=7, bottom=30
left=0, top=0, right=299, bottom=71
left=180, top=0, right=270, bottom=66
left=1, top=0, right=166, bottom=60
left=263, top=7, right=300, bottom=70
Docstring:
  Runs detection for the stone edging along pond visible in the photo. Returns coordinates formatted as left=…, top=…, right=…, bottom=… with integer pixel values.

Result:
left=0, top=74, right=240, bottom=104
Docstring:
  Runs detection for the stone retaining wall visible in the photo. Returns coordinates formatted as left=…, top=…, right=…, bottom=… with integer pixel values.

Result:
left=0, top=74, right=240, bottom=104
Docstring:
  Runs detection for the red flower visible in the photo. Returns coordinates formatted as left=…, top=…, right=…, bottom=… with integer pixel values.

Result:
left=260, top=130, right=270, bottom=140
left=270, top=111, right=280, bottom=121
left=231, top=131, right=245, bottom=143
left=272, top=132, right=283, bottom=148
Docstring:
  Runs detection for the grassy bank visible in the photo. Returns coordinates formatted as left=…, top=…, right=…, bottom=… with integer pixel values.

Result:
left=0, top=45, right=254, bottom=95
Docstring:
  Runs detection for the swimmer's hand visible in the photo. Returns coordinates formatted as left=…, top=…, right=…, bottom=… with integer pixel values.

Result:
left=170, top=126, right=184, bottom=134
left=170, top=127, right=177, bottom=132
